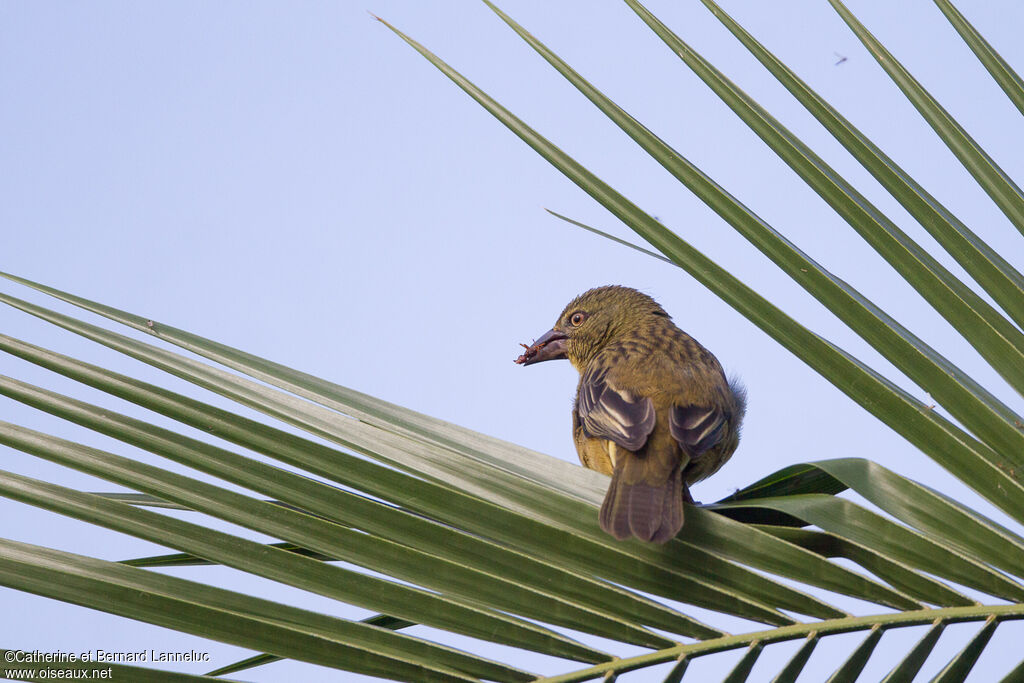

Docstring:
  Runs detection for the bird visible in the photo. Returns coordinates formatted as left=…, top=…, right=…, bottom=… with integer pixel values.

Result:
left=516, top=286, right=746, bottom=543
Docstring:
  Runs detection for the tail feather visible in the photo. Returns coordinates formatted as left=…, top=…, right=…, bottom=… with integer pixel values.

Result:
left=600, top=465, right=684, bottom=543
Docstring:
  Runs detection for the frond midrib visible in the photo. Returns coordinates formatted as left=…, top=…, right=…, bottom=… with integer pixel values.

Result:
left=537, top=602, right=1024, bottom=682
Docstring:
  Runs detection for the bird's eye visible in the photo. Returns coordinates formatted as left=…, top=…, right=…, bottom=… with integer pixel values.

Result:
left=570, top=311, right=586, bottom=326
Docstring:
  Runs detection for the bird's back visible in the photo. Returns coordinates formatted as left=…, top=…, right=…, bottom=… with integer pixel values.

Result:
left=574, top=317, right=744, bottom=541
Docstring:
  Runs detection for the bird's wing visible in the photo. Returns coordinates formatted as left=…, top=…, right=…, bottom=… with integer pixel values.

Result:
left=577, top=366, right=656, bottom=452
left=670, top=404, right=728, bottom=456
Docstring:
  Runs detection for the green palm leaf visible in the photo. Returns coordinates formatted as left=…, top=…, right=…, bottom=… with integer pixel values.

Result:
left=932, top=0, right=1024, bottom=117
left=2, top=0, right=1023, bottom=680
left=828, top=0, right=1024, bottom=236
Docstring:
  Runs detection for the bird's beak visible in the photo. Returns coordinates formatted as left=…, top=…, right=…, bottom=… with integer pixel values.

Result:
left=515, top=328, right=569, bottom=366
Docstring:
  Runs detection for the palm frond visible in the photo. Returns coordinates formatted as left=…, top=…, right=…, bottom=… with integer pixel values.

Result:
left=2, top=0, right=1022, bottom=680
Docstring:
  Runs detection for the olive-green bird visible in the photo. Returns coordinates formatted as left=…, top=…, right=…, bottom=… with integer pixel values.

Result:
left=517, top=286, right=746, bottom=543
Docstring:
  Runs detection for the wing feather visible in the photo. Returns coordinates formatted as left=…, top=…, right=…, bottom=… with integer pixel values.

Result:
left=670, top=404, right=728, bottom=455
left=577, top=367, right=655, bottom=451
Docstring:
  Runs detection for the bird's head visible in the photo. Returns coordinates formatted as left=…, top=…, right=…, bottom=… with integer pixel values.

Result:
left=516, top=286, right=669, bottom=371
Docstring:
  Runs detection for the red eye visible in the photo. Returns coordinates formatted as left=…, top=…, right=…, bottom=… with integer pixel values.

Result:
left=570, top=312, right=586, bottom=326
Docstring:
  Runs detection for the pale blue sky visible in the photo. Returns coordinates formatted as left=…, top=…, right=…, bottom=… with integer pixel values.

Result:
left=2, top=1, right=1023, bottom=681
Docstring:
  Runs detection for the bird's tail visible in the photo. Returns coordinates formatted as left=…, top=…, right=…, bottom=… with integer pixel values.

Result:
left=599, top=464, right=683, bottom=544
